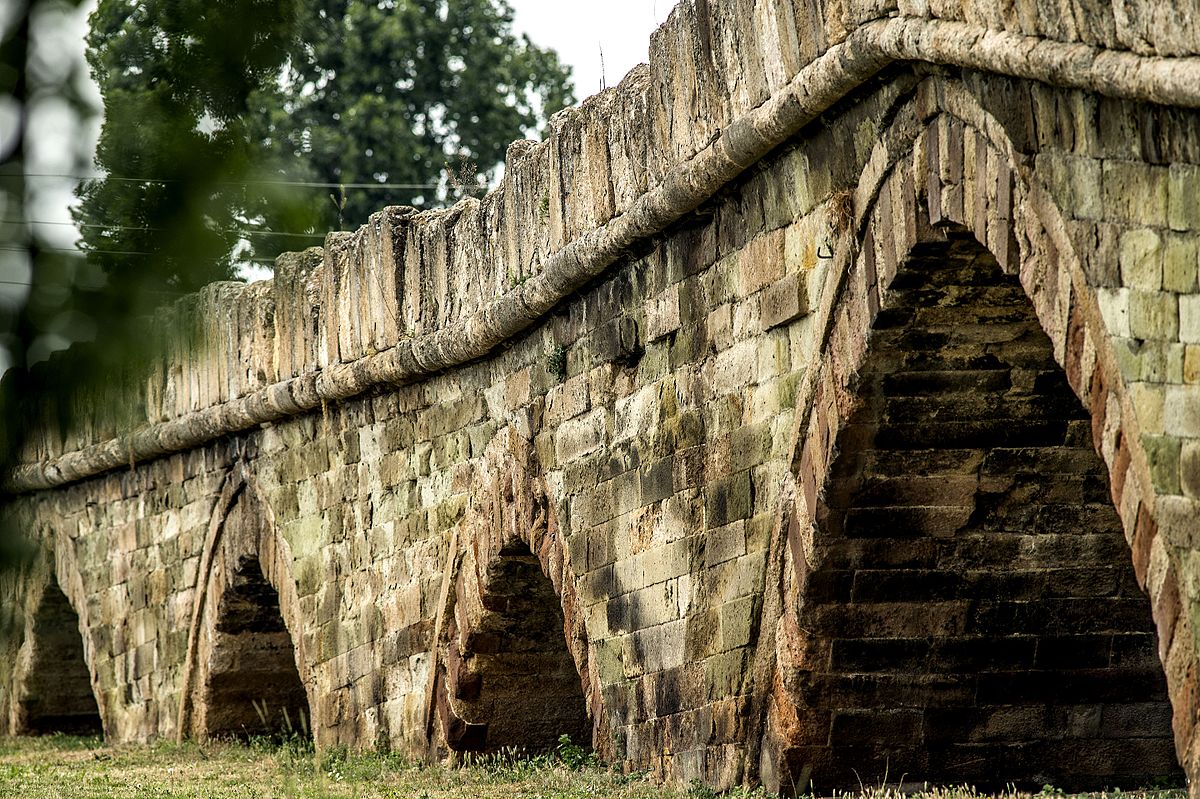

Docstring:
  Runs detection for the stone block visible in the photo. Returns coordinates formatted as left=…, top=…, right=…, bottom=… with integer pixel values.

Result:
left=1182, top=440, right=1200, bottom=500
left=1159, top=496, right=1200, bottom=550
left=1169, top=163, right=1200, bottom=231
left=614, top=383, right=661, bottom=444
left=1142, top=434, right=1182, bottom=494
left=1165, top=385, right=1200, bottom=437
left=1080, top=221, right=1122, bottom=287
left=1097, top=288, right=1131, bottom=337
left=717, top=595, right=757, bottom=651
left=1128, top=290, right=1178, bottom=341
left=612, top=469, right=641, bottom=517
left=571, top=479, right=616, bottom=529
left=555, top=408, right=606, bottom=463
left=642, top=539, right=693, bottom=586
left=1130, top=382, right=1166, bottom=434
left=711, top=339, right=759, bottom=396
left=704, top=471, right=753, bottom=528
left=1119, top=228, right=1163, bottom=290
left=658, top=618, right=688, bottom=671
left=706, top=304, right=734, bottom=352
left=1185, top=345, right=1200, bottom=384
left=1163, top=235, right=1200, bottom=294
left=761, top=273, right=809, bottom=329
left=738, top=228, right=786, bottom=296
left=784, top=214, right=824, bottom=275
left=1181, top=294, right=1200, bottom=343
left=732, top=295, right=762, bottom=340
left=705, top=521, right=747, bottom=568
left=1036, top=152, right=1103, bottom=219
left=646, top=284, right=682, bottom=342
left=1103, top=161, right=1169, bottom=225
left=639, top=457, right=675, bottom=507
left=629, top=582, right=680, bottom=631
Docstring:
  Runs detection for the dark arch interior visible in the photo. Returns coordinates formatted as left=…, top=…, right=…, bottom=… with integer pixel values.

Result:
left=450, top=540, right=590, bottom=753
left=201, top=554, right=310, bottom=740
left=17, top=579, right=102, bottom=735
left=796, top=229, right=1181, bottom=791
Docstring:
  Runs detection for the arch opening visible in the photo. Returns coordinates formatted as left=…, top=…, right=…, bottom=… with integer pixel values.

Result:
left=16, top=578, right=101, bottom=736
left=441, top=538, right=590, bottom=754
left=196, top=553, right=310, bottom=740
left=796, top=228, right=1180, bottom=790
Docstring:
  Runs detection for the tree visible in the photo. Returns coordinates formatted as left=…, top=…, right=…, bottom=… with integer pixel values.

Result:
left=77, top=0, right=575, bottom=275
left=1, top=0, right=90, bottom=559
left=75, top=0, right=302, bottom=291
left=244, top=0, right=574, bottom=260
left=1, top=0, right=301, bottom=543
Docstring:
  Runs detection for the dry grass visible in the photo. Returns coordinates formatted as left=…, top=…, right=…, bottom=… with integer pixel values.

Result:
left=0, top=735, right=1187, bottom=799
left=0, top=734, right=679, bottom=799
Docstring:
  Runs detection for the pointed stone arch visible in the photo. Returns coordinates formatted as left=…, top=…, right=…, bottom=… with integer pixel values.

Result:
left=758, top=76, right=1194, bottom=791
left=428, top=427, right=596, bottom=756
left=788, top=226, right=1177, bottom=789
left=178, top=465, right=314, bottom=740
left=2, top=550, right=103, bottom=737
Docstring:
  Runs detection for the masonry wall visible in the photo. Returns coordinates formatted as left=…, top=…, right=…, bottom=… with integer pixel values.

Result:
left=0, top=96, right=856, bottom=761
left=3, top=0, right=1200, bottom=792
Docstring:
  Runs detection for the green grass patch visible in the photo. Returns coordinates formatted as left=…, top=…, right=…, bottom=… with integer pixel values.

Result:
left=0, top=735, right=1187, bottom=799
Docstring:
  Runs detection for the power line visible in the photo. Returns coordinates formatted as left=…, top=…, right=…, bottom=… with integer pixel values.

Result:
left=0, top=245, right=279, bottom=264
left=16, top=172, right=441, bottom=190
left=1, top=218, right=326, bottom=239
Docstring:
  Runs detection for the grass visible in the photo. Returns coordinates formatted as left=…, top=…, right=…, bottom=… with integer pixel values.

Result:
left=0, top=734, right=1187, bottom=799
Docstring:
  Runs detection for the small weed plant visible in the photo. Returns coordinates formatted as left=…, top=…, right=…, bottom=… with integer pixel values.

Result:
left=556, top=733, right=601, bottom=770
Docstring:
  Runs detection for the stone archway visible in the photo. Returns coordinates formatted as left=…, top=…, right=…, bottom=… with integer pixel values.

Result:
left=796, top=226, right=1178, bottom=789
left=438, top=537, right=590, bottom=753
left=759, top=77, right=1195, bottom=792
left=431, top=428, right=594, bottom=756
left=10, top=574, right=102, bottom=736
left=179, top=470, right=313, bottom=740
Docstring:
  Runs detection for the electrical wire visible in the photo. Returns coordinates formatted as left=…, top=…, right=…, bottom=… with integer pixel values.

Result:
left=1, top=218, right=326, bottom=239
left=14, top=172, right=441, bottom=190
left=0, top=245, right=279, bottom=264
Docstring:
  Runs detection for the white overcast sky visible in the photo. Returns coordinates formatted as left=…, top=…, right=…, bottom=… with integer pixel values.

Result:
left=510, top=0, right=672, bottom=100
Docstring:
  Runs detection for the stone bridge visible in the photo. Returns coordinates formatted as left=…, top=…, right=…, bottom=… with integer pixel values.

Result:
left=3, top=0, right=1200, bottom=792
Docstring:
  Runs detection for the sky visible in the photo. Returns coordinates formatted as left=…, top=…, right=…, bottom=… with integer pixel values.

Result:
left=509, top=0, right=672, bottom=101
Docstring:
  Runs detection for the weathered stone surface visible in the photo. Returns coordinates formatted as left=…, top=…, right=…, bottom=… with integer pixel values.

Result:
left=4, top=0, right=1200, bottom=795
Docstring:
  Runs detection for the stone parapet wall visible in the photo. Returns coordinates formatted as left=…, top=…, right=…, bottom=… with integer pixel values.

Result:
left=5, top=0, right=1200, bottom=794
left=12, top=0, right=1200, bottom=491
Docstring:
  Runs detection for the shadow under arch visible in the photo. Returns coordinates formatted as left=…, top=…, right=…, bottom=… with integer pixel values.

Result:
left=802, top=225, right=1177, bottom=788
left=428, top=428, right=595, bottom=756
left=4, top=552, right=103, bottom=737
left=760, top=75, right=1193, bottom=792
left=177, top=465, right=313, bottom=741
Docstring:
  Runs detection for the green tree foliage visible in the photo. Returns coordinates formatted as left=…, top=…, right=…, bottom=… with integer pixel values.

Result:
left=75, top=0, right=302, bottom=291
left=1, top=0, right=91, bottom=557
left=78, top=0, right=575, bottom=275
left=246, top=0, right=574, bottom=259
